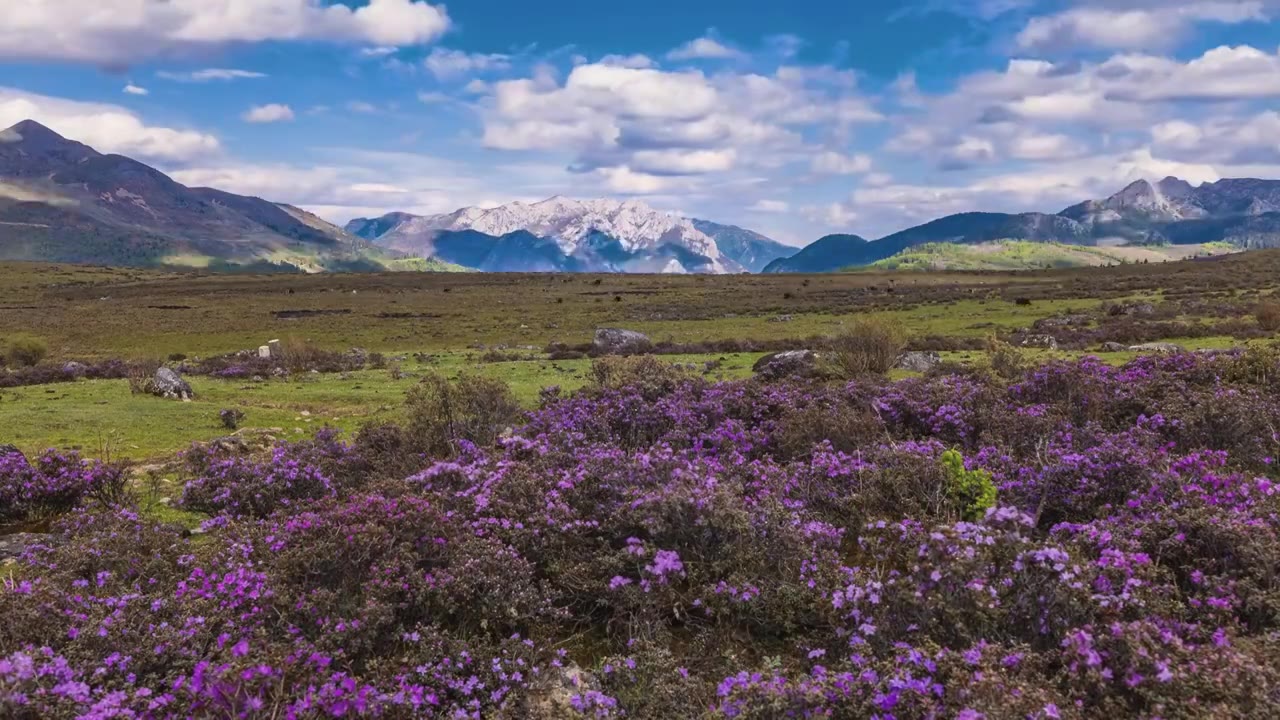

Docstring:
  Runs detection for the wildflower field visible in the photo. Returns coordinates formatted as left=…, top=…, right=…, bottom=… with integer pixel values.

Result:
left=5, top=345, right=1280, bottom=718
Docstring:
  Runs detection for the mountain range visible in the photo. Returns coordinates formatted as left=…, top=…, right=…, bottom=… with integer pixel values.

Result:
left=4, top=118, right=1280, bottom=275
left=343, top=199, right=794, bottom=273
left=763, top=177, right=1280, bottom=272
left=0, top=119, right=388, bottom=272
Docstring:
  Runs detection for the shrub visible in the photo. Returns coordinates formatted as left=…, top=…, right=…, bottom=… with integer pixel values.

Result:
left=590, top=355, right=694, bottom=397
left=1255, top=300, right=1280, bottom=331
left=405, top=372, right=523, bottom=457
left=940, top=448, right=997, bottom=521
left=822, top=318, right=908, bottom=378
left=219, top=408, right=245, bottom=430
left=983, top=334, right=1026, bottom=380
left=4, top=335, right=48, bottom=368
left=0, top=450, right=126, bottom=522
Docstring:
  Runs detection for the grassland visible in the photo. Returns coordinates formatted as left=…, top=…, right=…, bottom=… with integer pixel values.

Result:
left=864, top=240, right=1239, bottom=271
left=3, top=250, right=1279, bottom=459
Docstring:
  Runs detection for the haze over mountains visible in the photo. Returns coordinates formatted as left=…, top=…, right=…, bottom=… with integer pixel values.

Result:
left=763, top=177, right=1280, bottom=272
left=0, top=120, right=382, bottom=272
left=344, top=199, right=794, bottom=273
left=4, top=119, right=1280, bottom=275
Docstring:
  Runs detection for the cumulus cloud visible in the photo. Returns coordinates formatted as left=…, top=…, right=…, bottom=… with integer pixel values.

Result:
left=749, top=199, right=790, bottom=213
left=479, top=61, right=881, bottom=188
left=667, top=35, right=744, bottom=61
left=0, top=0, right=451, bottom=65
left=597, top=54, right=657, bottom=69
left=242, top=104, right=295, bottom=123
left=156, top=68, right=267, bottom=82
left=811, top=151, right=872, bottom=175
left=424, top=48, right=512, bottom=80
left=0, top=87, right=219, bottom=163
left=1016, top=1, right=1267, bottom=51
left=1151, top=110, right=1280, bottom=164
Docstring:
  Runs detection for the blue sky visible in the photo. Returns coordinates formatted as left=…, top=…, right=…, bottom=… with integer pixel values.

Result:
left=2, top=1, right=1280, bottom=244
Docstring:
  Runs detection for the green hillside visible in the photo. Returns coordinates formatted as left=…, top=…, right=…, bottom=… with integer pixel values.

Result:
left=858, top=240, right=1238, bottom=272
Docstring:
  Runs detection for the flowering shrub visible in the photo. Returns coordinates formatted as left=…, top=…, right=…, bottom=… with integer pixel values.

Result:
left=5, top=350, right=1280, bottom=717
left=0, top=450, right=124, bottom=522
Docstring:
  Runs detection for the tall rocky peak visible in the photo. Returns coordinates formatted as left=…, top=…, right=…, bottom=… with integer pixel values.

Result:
left=1156, top=176, right=1195, bottom=199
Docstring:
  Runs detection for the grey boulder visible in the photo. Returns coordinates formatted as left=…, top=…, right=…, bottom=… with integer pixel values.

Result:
left=152, top=367, right=194, bottom=400
left=1020, top=334, right=1059, bottom=350
left=752, top=350, right=818, bottom=379
left=592, top=328, right=651, bottom=355
left=1129, top=342, right=1186, bottom=354
left=1100, top=342, right=1128, bottom=352
left=895, top=351, right=941, bottom=373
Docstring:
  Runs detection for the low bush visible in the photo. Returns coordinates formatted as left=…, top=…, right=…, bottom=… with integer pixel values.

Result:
left=1255, top=300, right=1280, bottom=332
left=3, top=335, right=48, bottom=368
left=822, top=317, right=908, bottom=378
left=404, top=372, right=523, bottom=457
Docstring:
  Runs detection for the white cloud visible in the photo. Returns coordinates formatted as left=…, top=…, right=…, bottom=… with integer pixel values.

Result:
left=1102, top=45, right=1280, bottom=101
left=749, top=199, right=790, bottom=213
left=1017, top=2, right=1267, bottom=51
left=802, top=202, right=859, bottom=228
left=424, top=47, right=512, bottom=80
left=157, top=68, right=267, bottom=82
left=123, top=83, right=149, bottom=96
left=1151, top=110, right=1280, bottom=164
left=242, top=104, right=295, bottom=123
left=359, top=46, right=398, bottom=58
left=0, top=0, right=451, bottom=65
left=480, top=61, right=881, bottom=189
left=811, top=151, right=872, bottom=175
left=631, top=148, right=737, bottom=175
left=667, top=35, right=744, bottom=61
left=593, top=166, right=677, bottom=194
left=598, top=54, right=657, bottom=69
left=0, top=87, right=219, bottom=163
left=346, top=101, right=378, bottom=114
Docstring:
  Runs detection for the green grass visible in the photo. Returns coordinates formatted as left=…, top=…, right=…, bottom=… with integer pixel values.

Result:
left=0, top=352, right=763, bottom=459
left=861, top=240, right=1238, bottom=272
left=385, top=257, right=473, bottom=272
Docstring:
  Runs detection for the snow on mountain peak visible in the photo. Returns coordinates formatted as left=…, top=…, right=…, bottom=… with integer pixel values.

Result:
left=427, top=196, right=723, bottom=262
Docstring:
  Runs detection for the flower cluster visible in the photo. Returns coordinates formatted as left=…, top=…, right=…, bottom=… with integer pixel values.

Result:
left=5, top=348, right=1280, bottom=717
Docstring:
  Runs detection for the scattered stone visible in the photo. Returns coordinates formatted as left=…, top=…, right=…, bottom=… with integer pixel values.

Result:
left=0, top=533, right=56, bottom=561
left=258, top=345, right=272, bottom=359
left=268, top=339, right=282, bottom=359
left=1100, top=342, right=1128, bottom=352
left=1020, top=334, right=1059, bottom=350
left=151, top=367, right=193, bottom=400
left=752, top=350, right=818, bottom=379
left=592, top=328, right=651, bottom=355
left=1109, top=302, right=1156, bottom=317
left=530, top=663, right=599, bottom=720
left=62, top=361, right=88, bottom=377
left=347, top=347, right=369, bottom=366
left=1129, top=342, right=1186, bottom=354
left=895, top=351, right=941, bottom=373
left=300, top=411, right=311, bottom=417
left=1033, top=314, right=1089, bottom=330
left=768, top=314, right=794, bottom=323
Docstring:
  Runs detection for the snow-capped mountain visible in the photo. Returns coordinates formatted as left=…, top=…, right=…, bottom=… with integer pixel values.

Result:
left=346, top=197, right=784, bottom=274
left=766, top=175, right=1280, bottom=272
left=1060, top=177, right=1209, bottom=225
